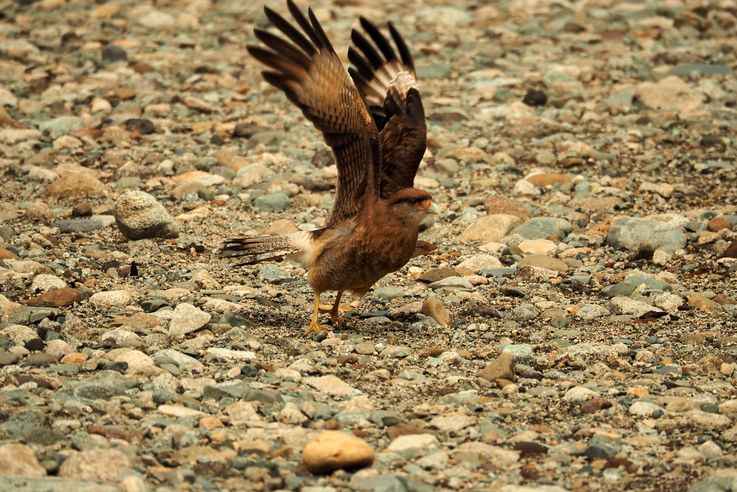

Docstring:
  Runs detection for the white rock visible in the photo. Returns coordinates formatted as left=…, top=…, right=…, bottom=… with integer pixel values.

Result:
left=169, top=303, right=211, bottom=337
left=157, top=404, right=205, bottom=418
left=30, top=274, right=67, bottom=293
left=114, top=349, right=162, bottom=376
left=629, top=401, right=664, bottom=418
left=89, top=290, right=132, bottom=308
left=206, top=347, right=256, bottom=361
left=429, top=413, right=476, bottom=433
left=456, top=254, right=502, bottom=272
left=609, top=296, right=658, bottom=317
left=518, top=239, right=557, bottom=255
left=304, top=375, right=360, bottom=397
left=386, top=433, right=439, bottom=452
left=563, top=386, right=598, bottom=403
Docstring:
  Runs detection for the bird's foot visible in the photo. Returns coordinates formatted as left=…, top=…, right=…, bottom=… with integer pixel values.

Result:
left=304, top=318, right=332, bottom=336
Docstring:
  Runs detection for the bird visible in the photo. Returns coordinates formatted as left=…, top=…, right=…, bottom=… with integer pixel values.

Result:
left=223, top=0, right=437, bottom=335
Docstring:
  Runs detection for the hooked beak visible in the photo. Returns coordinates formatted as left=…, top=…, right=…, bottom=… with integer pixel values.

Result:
left=423, top=201, right=440, bottom=215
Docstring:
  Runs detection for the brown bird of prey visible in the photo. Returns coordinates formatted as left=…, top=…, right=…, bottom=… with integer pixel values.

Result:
left=223, top=0, right=437, bottom=334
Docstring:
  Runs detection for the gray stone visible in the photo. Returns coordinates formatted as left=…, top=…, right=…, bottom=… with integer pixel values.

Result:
left=258, top=265, right=290, bottom=283
left=39, top=116, right=83, bottom=137
left=114, top=191, right=179, bottom=240
left=511, top=217, right=573, bottom=240
left=374, top=286, right=404, bottom=301
left=607, top=216, right=687, bottom=254
left=254, top=192, right=290, bottom=212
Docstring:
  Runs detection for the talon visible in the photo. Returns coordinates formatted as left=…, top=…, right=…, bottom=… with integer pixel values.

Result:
left=305, top=318, right=331, bottom=335
left=329, top=312, right=346, bottom=328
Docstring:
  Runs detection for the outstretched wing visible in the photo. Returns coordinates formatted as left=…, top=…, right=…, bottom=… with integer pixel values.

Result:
left=248, top=0, right=381, bottom=227
left=348, top=18, right=427, bottom=197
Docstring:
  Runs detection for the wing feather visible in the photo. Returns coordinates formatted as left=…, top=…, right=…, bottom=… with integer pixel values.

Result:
left=249, top=0, right=381, bottom=227
left=348, top=17, right=427, bottom=197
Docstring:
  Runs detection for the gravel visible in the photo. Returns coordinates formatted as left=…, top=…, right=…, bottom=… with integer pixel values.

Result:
left=0, top=0, right=736, bottom=490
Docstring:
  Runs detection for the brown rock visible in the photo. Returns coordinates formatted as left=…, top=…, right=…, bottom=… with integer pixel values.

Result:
left=484, top=196, right=530, bottom=220
left=569, top=196, right=622, bottom=212
left=526, top=173, right=572, bottom=187
left=581, top=396, right=613, bottom=414
left=0, top=443, right=46, bottom=477
left=713, top=294, right=736, bottom=305
left=385, top=423, right=433, bottom=439
left=24, top=287, right=82, bottom=307
left=58, top=449, right=131, bottom=481
left=45, top=172, right=107, bottom=198
left=707, top=217, right=733, bottom=232
left=687, top=294, right=723, bottom=312
left=421, top=297, right=451, bottom=327
left=723, top=240, right=737, bottom=258
left=479, top=352, right=515, bottom=382
left=0, top=246, right=18, bottom=259
left=301, top=431, right=374, bottom=475
left=518, top=254, right=569, bottom=272
left=418, top=267, right=460, bottom=283
left=61, top=352, right=88, bottom=364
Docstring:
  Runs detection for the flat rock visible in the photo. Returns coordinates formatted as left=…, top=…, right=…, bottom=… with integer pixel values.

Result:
left=386, top=433, right=439, bottom=452
left=636, top=75, right=704, bottom=118
left=25, top=287, right=82, bottom=307
left=58, top=448, right=132, bottom=481
left=169, top=303, right=211, bottom=337
left=46, top=172, right=107, bottom=198
left=460, top=214, right=522, bottom=243
left=304, top=375, right=359, bottom=397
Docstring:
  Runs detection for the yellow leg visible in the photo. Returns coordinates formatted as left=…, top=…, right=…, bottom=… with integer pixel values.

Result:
left=305, top=293, right=331, bottom=335
left=328, top=291, right=346, bottom=327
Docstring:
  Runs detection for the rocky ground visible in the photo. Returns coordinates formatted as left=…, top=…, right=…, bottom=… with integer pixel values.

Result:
left=1, top=0, right=737, bottom=490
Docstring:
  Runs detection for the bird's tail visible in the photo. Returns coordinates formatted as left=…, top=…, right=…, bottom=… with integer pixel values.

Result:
left=221, top=231, right=313, bottom=266
left=221, top=235, right=297, bottom=266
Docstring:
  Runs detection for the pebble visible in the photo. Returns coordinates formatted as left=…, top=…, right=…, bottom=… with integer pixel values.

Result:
left=629, top=401, right=664, bottom=418
left=386, top=433, right=439, bottom=453
left=421, top=297, right=451, bottom=326
left=511, top=217, right=573, bottom=240
left=479, top=352, right=515, bottom=382
left=114, top=191, right=179, bottom=240
left=0, top=442, right=46, bottom=477
left=459, top=214, right=522, bottom=243
left=563, top=386, right=598, bottom=403
left=304, top=375, right=360, bottom=397
left=301, top=431, right=374, bottom=474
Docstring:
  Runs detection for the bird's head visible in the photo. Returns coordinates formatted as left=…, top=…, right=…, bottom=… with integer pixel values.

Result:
left=387, top=188, right=439, bottom=222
